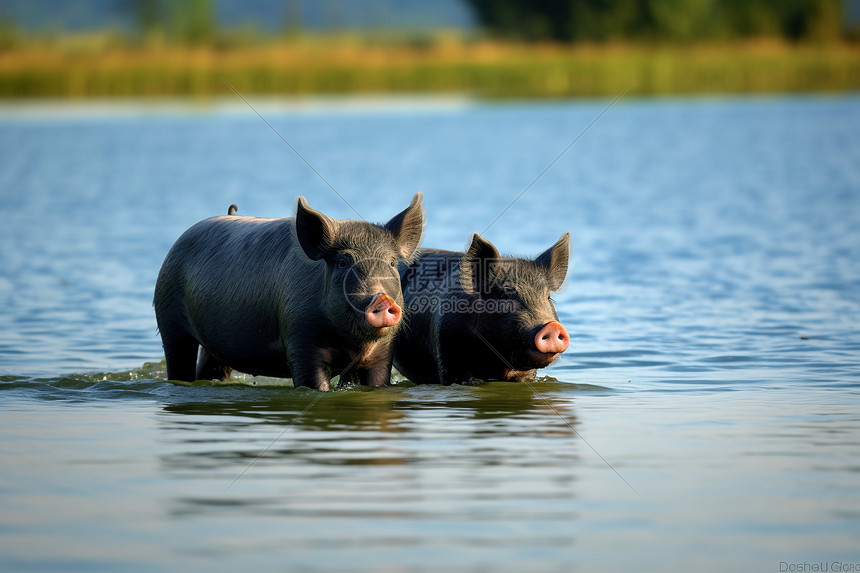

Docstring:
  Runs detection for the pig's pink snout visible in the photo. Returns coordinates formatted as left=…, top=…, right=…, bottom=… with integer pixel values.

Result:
left=365, top=294, right=402, bottom=328
left=534, top=321, right=570, bottom=355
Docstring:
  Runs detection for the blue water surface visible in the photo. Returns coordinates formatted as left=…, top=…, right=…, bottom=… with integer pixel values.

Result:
left=0, top=95, right=858, bottom=572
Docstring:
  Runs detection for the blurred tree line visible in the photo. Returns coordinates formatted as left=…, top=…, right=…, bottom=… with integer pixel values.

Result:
left=465, top=0, right=847, bottom=43
left=3, top=0, right=850, bottom=48
left=117, top=0, right=216, bottom=45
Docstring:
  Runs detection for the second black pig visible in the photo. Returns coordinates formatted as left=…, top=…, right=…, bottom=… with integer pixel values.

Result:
left=393, top=232, right=570, bottom=385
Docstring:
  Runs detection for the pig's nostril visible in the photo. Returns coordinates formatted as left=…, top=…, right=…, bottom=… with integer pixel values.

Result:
left=534, top=321, right=570, bottom=354
left=365, top=294, right=402, bottom=328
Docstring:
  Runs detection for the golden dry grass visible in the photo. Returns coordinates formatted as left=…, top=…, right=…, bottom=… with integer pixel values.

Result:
left=1, top=35, right=858, bottom=98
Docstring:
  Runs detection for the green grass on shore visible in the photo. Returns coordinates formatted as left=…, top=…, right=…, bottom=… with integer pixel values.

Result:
left=1, top=35, right=858, bottom=99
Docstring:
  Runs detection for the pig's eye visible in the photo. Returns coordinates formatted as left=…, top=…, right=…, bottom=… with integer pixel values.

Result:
left=498, top=286, right=517, bottom=300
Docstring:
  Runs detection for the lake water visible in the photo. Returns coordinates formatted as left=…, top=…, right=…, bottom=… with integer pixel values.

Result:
left=1, top=95, right=859, bottom=572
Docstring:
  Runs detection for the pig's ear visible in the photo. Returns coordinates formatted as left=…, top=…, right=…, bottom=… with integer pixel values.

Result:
left=535, top=232, right=570, bottom=291
left=460, top=233, right=500, bottom=295
left=295, top=196, right=336, bottom=260
left=384, top=192, right=424, bottom=260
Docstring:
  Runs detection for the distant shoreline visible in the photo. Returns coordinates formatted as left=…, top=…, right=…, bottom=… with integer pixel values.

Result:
left=0, top=94, right=476, bottom=117
left=4, top=92, right=860, bottom=121
left=1, top=38, right=858, bottom=99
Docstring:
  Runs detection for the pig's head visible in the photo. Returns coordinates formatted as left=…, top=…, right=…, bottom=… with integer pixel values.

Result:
left=295, top=193, right=424, bottom=342
left=459, top=232, right=571, bottom=374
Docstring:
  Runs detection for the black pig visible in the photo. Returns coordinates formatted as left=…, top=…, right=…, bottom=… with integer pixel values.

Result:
left=154, top=194, right=424, bottom=391
left=394, top=232, right=570, bottom=385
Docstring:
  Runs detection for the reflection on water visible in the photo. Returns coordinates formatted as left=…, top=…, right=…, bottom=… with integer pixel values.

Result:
left=2, top=373, right=857, bottom=571
left=160, top=379, right=580, bottom=474
left=159, top=380, right=584, bottom=532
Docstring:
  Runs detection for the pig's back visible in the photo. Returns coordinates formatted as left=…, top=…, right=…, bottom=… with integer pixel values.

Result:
left=399, top=249, right=462, bottom=298
left=154, top=215, right=322, bottom=366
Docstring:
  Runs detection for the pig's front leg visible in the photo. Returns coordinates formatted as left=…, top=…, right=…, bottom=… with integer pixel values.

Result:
left=293, top=366, right=332, bottom=391
left=355, top=360, right=393, bottom=388
left=285, top=335, right=338, bottom=391
left=288, top=352, right=333, bottom=391
left=434, top=336, right=470, bottom=386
